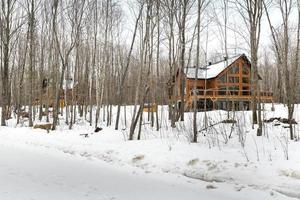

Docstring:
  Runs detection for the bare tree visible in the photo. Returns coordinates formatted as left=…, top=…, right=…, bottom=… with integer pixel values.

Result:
left=264, top=0, right=295, bottom=139
left=51, top=0, right=85, bottom=130
left=0, top=0, right=19, bottom=126
left=26, top=0, right=37, bottom=127
left=178, top=0, right=190, bottom=122
left=129, top=0, right=152, bottom=140
left=236, top=0, right=263, bottom=135
left=115, top=2, right=144, bottom=130
left=193, top=0, right=209, bottom=143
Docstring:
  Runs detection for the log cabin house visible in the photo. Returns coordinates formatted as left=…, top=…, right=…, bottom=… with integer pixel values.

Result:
left=172, top=54, right=273, bottom=111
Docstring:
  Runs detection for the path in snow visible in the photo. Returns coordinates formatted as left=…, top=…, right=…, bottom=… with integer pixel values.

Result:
left=0, top=142, right=287, bottom=200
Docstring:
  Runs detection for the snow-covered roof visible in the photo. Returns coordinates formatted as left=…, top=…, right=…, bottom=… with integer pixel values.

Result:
left=184, top=54, right=244, bottom=79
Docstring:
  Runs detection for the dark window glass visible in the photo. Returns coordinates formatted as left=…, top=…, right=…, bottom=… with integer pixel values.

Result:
left=229, top=77, right=239, bottom=83
left=229, top=65, right=239, bottom=74
left=242, top=65, right=249, bottom=74
left=242, top=77, right=249, bottom=83
left=218, top=87, right=226, bottom=95
left=242, top=86, right=249, bottom=95
left=218, top=74, right=226, bottom=83
left=229, top=86, right=239, bottom=95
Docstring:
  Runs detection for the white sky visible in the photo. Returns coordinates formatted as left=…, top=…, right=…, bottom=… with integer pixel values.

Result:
left=120, top=0, right=298, bottom=66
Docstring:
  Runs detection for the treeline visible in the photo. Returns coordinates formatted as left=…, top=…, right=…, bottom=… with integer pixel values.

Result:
left=0, top=0, right=299, bottom=141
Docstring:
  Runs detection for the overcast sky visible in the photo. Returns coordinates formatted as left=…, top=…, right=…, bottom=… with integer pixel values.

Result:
left=120, top=0, right=298, bottom=65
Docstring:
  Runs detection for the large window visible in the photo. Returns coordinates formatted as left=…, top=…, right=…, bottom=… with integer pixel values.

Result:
left=242, top=65, right=250, bottom=74
left=229, top=77, right=239, bottom=83
left=242, top=77, right=249, bottom=84
left=218, top=74, right=226, bottom=83
left=229, top=65, right=239, bottom=74
left=218, top=87, right=226, bottom=95
left=228, top=86, right=239, bottom=95
left=242, top=86, right=250, bottom=95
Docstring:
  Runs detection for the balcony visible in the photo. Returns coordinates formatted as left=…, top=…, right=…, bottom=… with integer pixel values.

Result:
left=175, top=88, right=273, bottom=102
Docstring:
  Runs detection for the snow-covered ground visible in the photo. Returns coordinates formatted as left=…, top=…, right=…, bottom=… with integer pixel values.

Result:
left=0, top=104, right=300, bottom=199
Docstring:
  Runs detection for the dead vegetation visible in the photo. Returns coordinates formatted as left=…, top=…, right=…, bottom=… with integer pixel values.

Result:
left=187, top=158, right=199, bottom=166
left=264, top=117, right=297, bottom=124
left=132, top=154, right=145, bottom=163
left=221, top=119, right=237, bottom=124
left=19, top=112, right=29, bottom=118
left=33, top=124, right=52, bottom=131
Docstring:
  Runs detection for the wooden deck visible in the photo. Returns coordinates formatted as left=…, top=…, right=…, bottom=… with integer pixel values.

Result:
left=179, top=89, right=272, bottom=100
left=174, top=89, right=273, bottom=110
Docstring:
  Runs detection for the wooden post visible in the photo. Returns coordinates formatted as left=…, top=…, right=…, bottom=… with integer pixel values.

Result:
left=271, top=101, right=275, bottom=111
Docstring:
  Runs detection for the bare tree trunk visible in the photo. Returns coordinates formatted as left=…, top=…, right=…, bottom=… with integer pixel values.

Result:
left=16, top=34, right=29, bottom=124
left=28, top=0, right=36, bottom=127
left=236, top=0, right=263, bottom=132
left=39, top=17, right=46, bottom=121
left=52, top=0, right=84, bottom=130
left=179, top=0, right=188, bottom=122
left=115, top=2, right=144, bottom=130
left=1, top=0, right=17, bottom=126
left=264, top=0, right=293, bottom=139
left=129, top=1, right=152, bottom=140
left=193, top=0, right=207, bottom=143
left=155, top=0, right=160, bottom=131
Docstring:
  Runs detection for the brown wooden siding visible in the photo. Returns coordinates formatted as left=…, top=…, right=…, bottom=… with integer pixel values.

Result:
left=173, top=56, right=273, bottom=110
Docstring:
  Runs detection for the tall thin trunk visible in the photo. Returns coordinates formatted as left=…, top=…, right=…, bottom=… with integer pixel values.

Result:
left=179, top=0, right=188, bottom=122
left=193, top=0, right=205, bottom=143
left=115, top=2, right=144, bottom=130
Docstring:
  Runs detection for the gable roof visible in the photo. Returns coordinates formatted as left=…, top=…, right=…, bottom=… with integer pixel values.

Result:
left=184, top=54, right=248, bottom=79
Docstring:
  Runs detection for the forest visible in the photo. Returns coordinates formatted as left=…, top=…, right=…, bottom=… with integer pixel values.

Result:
left=0, top=0, right=300, bottom=199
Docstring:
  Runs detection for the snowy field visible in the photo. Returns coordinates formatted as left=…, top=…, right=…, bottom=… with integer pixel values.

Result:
left=0, top=104, right=300, bottom=200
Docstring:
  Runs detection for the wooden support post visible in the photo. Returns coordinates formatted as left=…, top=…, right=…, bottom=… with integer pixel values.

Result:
left=271, top=101, right=275, bottom=111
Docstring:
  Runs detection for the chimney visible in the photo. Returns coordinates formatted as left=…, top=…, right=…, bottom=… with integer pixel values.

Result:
left=224, top=56, right=227, bottom=61
left=208, top=62, right=212, bottom=66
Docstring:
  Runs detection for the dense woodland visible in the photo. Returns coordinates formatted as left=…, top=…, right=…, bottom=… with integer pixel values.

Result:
left=0, top=0, right=299, bottom=141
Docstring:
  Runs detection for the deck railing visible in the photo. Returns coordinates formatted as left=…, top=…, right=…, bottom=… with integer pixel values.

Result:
left=176, top=89, right=273, bottom=102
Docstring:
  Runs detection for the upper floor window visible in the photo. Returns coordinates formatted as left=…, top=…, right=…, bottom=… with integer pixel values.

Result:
left=242, top=65, right=250, bottom=74
left=242, top=77, right=249, bottom=84
left=218, top=74, right=226, bottom=83
left=229, top=77, right=239, bottom=83
left=229, top=65, right=239, bottom=74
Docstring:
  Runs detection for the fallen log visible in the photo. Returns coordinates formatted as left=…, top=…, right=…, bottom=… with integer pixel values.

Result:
left=264, top=117, right=297, bottom=124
